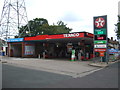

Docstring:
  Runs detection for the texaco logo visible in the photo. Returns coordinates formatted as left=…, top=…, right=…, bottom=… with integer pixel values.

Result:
left=95, top=17, right=105, bottom=28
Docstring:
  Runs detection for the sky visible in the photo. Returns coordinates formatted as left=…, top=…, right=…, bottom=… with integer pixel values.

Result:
left=0, top=0, right=119, bottom=40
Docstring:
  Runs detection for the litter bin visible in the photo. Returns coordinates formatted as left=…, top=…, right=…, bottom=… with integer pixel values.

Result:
left=2, top=52, right=5, bottom=56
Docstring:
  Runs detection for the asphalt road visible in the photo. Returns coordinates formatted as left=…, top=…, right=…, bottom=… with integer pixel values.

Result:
left=2, top=64, right=72, bottom=88
left=45, top=62, right=119, bottom=88
left=2, top=62, right=119, bottom=88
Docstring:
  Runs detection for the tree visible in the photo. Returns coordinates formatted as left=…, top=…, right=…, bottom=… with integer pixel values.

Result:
left=115, top=16, right=120, bottom=39
left=47, top=21, right=72, bottom=34
left=18, top=18, right=72, bottom=38
left=19, top=18, right=49, bottom=37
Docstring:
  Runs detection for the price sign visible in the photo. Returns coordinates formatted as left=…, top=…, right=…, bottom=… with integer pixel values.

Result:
left=93, top=15, right=107, bottom=59
left=94, top=35, right=106, bottom=40
left=94, top=29, right=106, bottom=35
left=98, top=31, right=103, bottom=34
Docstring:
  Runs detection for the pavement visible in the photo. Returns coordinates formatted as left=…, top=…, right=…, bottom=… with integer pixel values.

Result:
left=0, top=56, right=119, bottom=78
left=88, top=57, right=120, bottom=67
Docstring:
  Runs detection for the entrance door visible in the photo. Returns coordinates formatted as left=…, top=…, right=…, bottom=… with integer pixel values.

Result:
left=10, top=44, right=22, bottom=57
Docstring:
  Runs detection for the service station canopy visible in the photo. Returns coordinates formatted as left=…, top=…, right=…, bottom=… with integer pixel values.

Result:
left=7, top=32, right=94, bottom=44
left=24, top=32, right=93, bottom=44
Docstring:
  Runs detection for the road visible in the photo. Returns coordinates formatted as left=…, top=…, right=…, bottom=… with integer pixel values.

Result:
left=2, top=61, right=119, bottom=88
left=45, top=61, right=119, bottom=88
left=2, top=64, right=72, bottom=88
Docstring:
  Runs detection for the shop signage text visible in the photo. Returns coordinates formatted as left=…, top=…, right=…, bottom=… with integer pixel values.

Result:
left=100, top=52, right=105, bottom=57
left=94, top=29, right=106, bottom=35
left=24, top=43, right=35, bottom=55
left=94, top=40, right=107, bottom=44
left=94, top=44, right=106, bottom=48
left=94, top=35, right=106, bottom=40
left=7, top=38, right=23, bottom=42
left=63, top=33, right=80, bottom=38
left=93, top=15, right=107, bottom=58
left=94, top=48, right=106, bottom=52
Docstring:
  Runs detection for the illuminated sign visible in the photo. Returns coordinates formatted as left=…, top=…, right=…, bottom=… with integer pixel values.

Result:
left=94, top=48, right=106, bottom=52
left=94, top=35, right=106, bottom=40
left=94, top=29, right=106, bottom=35
left=94, top=40, right=107, bottom=44
left=7, top=38, right=23, bottom=42
left=95, top=17, right=105, bottom=28
left=100, top=52, right=105, bottom=57
left=63, top=33, right=80, bottom=38
left=94, top=15, right=107, bottom=29
left=93, top=15, right=107, bottom=58
left=94, top=44, right=106, bottom=48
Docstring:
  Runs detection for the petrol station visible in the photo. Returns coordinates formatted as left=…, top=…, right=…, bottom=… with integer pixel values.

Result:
left=7, top=32, right=94, bottom=60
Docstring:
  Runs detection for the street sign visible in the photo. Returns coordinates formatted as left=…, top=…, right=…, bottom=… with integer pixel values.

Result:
left=94, top=40, right=107, bottom=44
left=94, top=44, right=106, bottom=48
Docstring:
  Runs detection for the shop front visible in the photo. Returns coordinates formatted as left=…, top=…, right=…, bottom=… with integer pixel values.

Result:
left=7, top=38, right=23, bottom=57
left=7, top=32, right=94, bottom=60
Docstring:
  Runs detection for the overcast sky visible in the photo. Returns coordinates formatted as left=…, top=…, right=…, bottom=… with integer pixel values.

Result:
left=0, top=0, right=119, bottom=40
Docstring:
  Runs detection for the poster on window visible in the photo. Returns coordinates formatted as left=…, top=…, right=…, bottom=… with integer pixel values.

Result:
left=24, top=43, right=35, bottom=55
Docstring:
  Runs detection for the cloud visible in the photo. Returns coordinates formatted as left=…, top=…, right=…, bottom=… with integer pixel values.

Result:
left=60, top=12, right=83, bottom=22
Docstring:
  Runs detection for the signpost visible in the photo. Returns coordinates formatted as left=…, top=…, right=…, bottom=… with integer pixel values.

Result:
left=93, top=15, right=108, bottom=63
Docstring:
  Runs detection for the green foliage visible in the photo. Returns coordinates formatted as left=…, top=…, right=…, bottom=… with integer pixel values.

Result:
left=18, top=18, right=72, bottom=38
left=19, top=18, right=49, bottom=37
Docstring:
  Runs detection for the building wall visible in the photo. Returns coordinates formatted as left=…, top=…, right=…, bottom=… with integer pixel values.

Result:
left=108, top=37, right=119, bottom=49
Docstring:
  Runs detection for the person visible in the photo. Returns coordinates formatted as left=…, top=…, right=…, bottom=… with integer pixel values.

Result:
left=78, top=49, right=82, bottom=60
left=43, top=49, right=48, bottom=58
left=71, top=48, right=76, bottom=61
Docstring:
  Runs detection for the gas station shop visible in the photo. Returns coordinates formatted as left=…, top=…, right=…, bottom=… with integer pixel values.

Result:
left=7, top=32, right=94, bottom=60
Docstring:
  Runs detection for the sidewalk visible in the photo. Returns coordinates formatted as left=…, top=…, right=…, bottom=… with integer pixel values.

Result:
left=88, top=57, right=119, bottom=67
left=1, top=56, right=118, bottom=78
left=1, top=56, right=102, bottom=78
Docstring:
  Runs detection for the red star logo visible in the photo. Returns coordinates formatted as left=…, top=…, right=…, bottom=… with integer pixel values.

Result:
left=95, top=18, right=105, bottom=28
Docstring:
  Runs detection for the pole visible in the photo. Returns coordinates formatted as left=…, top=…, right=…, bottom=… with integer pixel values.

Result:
left=106, top=15, right=108, bottom=64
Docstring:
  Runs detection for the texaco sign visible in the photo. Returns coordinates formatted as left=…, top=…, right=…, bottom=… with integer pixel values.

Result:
left=94, top=15, right=107, bottom=29
left=93, top=15, right=107, bottom=58
left=95, top=17, right=105, bottom=28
